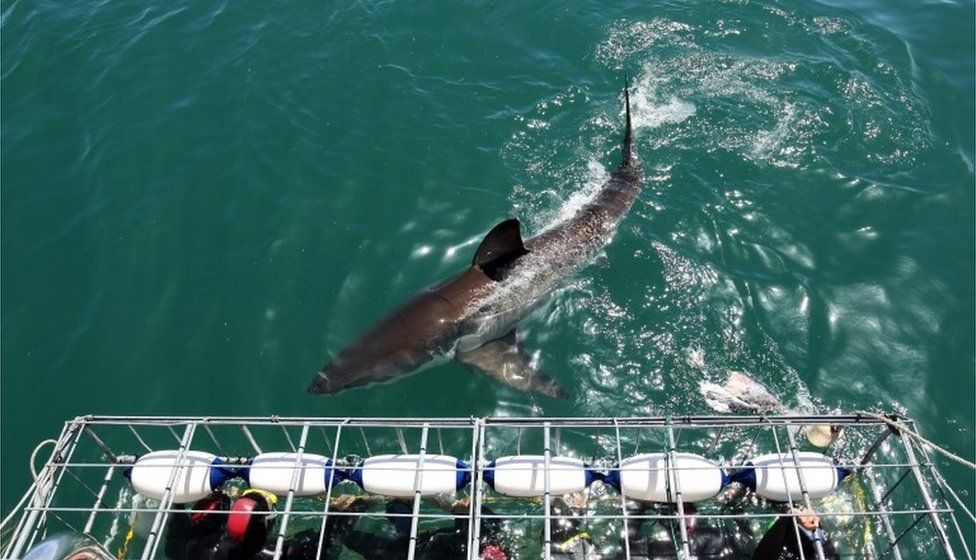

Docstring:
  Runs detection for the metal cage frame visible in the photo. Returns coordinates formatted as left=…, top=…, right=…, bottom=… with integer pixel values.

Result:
left=2, top=413, right=971, bottom=559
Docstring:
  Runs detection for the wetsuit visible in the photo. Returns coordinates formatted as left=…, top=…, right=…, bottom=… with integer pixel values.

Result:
left=622, top=521, right=754, bottom=559
left=165, top=509, right=224, bottom=559
left=623, top=504, right=754, bottom=560
left=179, top=523, right=350, bottom=560
left=340, top=500, right=503, bottom=559
left=164, top=495, right=230, bottom=560
left=752, top=516, right=838, bottom=560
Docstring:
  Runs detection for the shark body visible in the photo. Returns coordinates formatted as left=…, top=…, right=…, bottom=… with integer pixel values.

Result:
left=309, top=85, right=643, bottom=397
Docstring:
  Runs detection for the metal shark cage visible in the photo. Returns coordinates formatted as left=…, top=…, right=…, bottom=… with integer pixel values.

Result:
left=2, top=414, right=972, bottom=559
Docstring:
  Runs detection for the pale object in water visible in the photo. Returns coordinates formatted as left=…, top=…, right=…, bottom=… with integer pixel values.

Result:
left=699, top=371, right=785, bottom=414
left=24, top=532, right=116, bottom=560
left=700, top=372, right=842, bottom=447
left=803, top=424, right=843, bottom=447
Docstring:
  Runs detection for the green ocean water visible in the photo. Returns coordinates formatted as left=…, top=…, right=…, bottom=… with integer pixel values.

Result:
left=2, top=0, right=973, bottom=556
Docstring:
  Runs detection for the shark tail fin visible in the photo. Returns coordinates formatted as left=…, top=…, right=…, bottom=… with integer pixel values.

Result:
left=621, top=76, right=634, bottom=168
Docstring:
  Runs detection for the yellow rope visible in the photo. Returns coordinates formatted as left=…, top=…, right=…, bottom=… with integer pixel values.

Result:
left=556, top=531, right=591, bottom=550
left=116, top=513, right=137, bottom=559
left=850, top=477, right=873, bottom=552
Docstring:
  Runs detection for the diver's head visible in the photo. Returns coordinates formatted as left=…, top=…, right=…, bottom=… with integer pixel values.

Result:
left=227, top=489, right=277, bottom=544
left=190, top=492, right=230, bottom=533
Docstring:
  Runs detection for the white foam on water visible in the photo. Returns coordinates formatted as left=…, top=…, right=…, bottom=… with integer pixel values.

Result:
left=516, top=71, right=693, bottom=239
left=532, top=158, right=609, bottom=236
left=629, top=70, right=697, bottom=130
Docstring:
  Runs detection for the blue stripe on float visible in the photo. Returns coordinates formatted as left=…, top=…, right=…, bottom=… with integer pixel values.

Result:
left=209, top=457, right=230, bottom=491
left=483, top=460, right=496, bottom=489
left=456, top=459, right=472, bottom=491
left=348, top=460, right=365, bottom=488
left=603, top=466, right=621, bottom=491
left=729, top=463, right=757, bottom=491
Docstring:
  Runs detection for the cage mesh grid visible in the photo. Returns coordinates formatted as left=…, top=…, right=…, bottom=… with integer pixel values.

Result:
left=1, top=414, right=970, bottom=560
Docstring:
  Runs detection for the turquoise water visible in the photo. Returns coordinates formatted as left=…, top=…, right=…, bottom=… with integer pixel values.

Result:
left=2, top=0, right=973, bottom=554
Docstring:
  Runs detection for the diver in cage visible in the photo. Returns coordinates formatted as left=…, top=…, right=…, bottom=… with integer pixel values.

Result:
left=625, top=501, right=756, bottom=559
left=163, top=489, right=277, bottom=560
left=752, top=507, right=838, bottom=560
left=542, top=495, right=754, bottom=560
left=165, top=490, right=366, bottom=560
left=337, top=497, right=510, bottom=559
left=207, top=488, right=280, bottom=560
left=547, top=496, right=597, bottom=559
left=221, top=492, right=366, bottom=560
left=164, top=491, right=232, bottom=560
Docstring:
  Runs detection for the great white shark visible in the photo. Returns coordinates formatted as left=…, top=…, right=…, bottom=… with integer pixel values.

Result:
left=308, top=84, right=643, bottom=397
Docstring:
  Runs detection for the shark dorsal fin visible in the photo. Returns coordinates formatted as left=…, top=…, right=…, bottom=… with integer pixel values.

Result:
left=472, top=218, right=529, bottom=281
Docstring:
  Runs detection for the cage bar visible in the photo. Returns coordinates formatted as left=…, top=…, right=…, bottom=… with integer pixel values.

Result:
left=0, top=413, right=970, bottom=560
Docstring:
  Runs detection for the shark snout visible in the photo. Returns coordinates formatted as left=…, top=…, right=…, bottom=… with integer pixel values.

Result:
left=307, top=370, right=335, bottom=394
left=307, top=356, right=411, bottom=395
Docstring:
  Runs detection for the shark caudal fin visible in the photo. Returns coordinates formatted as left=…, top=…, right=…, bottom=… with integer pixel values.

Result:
left=621, top=77, right=635, bottom=168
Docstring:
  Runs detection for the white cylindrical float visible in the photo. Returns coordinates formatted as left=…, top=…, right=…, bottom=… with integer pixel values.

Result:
left=604, top=453, right=728, bottom=503
left=245, top=452, right=339, bottom=496
left=732, top=451, right=850, bottom=501
left=124, top=450, right=235, bottom=504
left=484, top=455, right=597, bottom=497
left=348, top=455, right=471, bottom=497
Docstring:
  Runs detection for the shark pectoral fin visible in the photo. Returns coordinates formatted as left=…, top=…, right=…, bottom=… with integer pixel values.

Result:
left=472, top=219, right=529, bottom=281
left=456, top=330, right=568, bottom=399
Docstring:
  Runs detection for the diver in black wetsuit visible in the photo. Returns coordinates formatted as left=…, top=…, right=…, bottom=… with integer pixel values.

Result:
left=163, top=489, right=360, bottom=560
left=547, top=497, right=596, bottom=559
left=752, top=508, right=838, bottom=560
left=200, top=489, right=278, bottom=560
left=214, top=492, right=364, bottom=560
left=339, top=498, right=509, bottom=559
left=542, top=495, right=754, bottom=559
left=164, top=492, right=232, bottom=560
left=626, top=502, right=755, bottom=559
left=544, top=497, right=752, bottom=559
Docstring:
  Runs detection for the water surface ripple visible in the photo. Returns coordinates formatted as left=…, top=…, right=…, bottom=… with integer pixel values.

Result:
left=2, top=0, right=973, bottom=555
